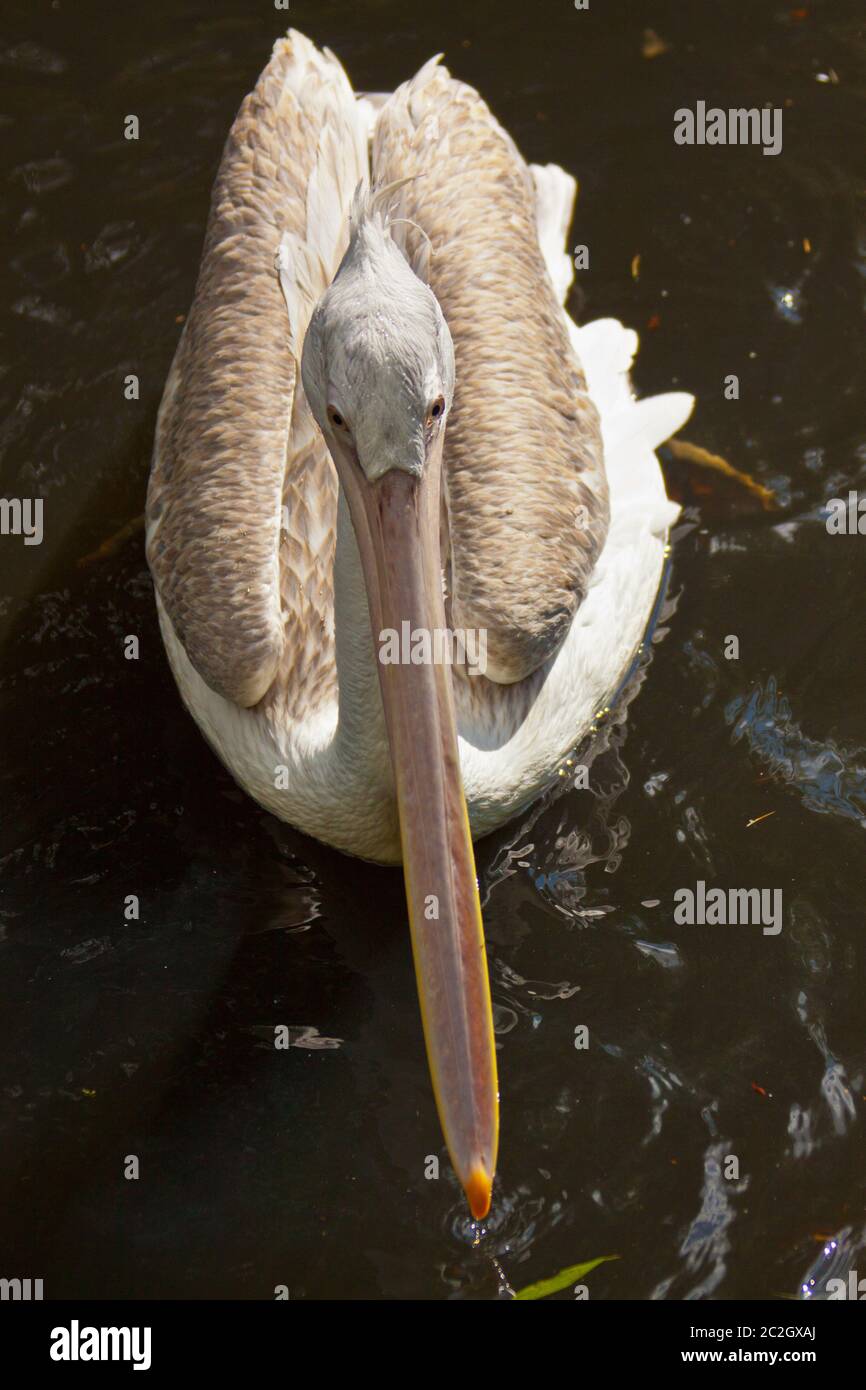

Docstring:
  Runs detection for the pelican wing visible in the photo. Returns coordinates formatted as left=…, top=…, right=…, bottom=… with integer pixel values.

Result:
left=373, top=60, right=608, bottom=684
left=147, top=32, right=366, bottom=710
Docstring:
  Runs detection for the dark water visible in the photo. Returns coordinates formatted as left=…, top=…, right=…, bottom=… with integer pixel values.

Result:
left=2, top=0, right=865, bottom=1300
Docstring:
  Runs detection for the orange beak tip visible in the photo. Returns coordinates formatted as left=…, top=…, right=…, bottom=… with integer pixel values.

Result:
left=465, top=1167, right=493, bottom=1221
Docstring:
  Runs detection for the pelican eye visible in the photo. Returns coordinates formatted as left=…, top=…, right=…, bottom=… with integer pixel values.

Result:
left=426, top=395, right=446, bottom=429
left=327, top=405, right=349, bottom=432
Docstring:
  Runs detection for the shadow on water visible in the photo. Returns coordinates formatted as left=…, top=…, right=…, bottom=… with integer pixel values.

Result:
left=1, top=0, right=865, bottom=1297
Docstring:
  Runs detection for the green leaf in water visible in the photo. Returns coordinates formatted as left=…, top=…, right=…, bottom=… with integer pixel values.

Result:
left=513, top=1255, right=619, bottom=1301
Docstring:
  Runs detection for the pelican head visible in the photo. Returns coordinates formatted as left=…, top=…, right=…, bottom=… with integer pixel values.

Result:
left=302, top=204, right=455, bottom=480
left=301, top=193, right=498, bottom=1220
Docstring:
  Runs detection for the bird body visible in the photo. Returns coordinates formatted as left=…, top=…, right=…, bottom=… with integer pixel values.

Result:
left=148, top=30, right=691, bottom=864
left=146, top=29, right=693, bottom=1214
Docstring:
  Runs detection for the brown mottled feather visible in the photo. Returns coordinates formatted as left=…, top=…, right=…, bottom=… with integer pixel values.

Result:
left=147, top=34, right=362, bottom=713
left=373, top=60, right=608, bottom=683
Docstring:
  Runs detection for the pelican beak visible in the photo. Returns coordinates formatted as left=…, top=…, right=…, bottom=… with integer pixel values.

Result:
left=338, top=430, right=498, bottom=1220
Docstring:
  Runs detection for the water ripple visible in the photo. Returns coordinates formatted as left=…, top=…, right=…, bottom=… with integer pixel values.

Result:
left=727, top=676, right=866, bottom=826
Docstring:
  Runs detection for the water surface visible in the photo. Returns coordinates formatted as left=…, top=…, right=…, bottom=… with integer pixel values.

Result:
left=1, top=0, right=865, bottom=1299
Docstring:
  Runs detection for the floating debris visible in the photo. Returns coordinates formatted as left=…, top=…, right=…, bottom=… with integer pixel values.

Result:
left=513, top=1255, right=619, bottom=1301
left=641, top=29, right=671, bottom=59
left=78, top=513, right=144, bottom=567
left=665, top=438, right=777, bottom=512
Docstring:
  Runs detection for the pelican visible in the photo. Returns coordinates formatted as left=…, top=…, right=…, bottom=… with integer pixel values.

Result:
left=146, top=29, right=693, bottom=1220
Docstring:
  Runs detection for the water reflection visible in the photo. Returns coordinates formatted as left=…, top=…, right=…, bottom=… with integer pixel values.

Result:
left=727, top=677, right=866, bottom=826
